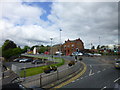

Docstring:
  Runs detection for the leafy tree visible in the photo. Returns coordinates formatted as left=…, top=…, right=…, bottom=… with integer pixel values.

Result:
left=2, top=40, right=17, bottom=51
left=22, top=46, right=30, bottom=53
left=2, top=48, right=22, bottom=59
left=97, top=45, right=100, bottom=50
left=91, top=46, right=95, bottom=49
left=38, top=45, right=49, bottom=54
left=2, top=39, right=22, bottom=59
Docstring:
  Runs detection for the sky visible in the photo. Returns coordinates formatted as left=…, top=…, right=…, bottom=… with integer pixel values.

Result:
left=0, top=0, right=118, bottom=49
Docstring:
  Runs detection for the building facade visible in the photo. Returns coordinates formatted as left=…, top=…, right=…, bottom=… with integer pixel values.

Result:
left=62, top=38, right=84, bottom=55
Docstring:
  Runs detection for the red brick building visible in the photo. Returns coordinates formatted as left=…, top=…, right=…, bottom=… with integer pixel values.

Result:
left=62, top=38, right=84, bottom=55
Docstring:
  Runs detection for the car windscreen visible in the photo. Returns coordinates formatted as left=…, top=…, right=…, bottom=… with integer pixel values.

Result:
left=116, top=61, right=120, bottom=63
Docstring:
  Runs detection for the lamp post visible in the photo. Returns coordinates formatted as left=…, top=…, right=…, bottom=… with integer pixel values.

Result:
left=60, top=29, right=62, bottom=58
left=50, top=38, right=53, bottom=60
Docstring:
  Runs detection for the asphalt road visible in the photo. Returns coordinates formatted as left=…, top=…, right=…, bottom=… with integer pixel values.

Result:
left=59, top=56, right=120, bottom=89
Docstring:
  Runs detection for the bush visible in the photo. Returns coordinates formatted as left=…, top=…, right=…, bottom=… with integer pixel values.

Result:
left=51, top=66, right=57, bottom=71
left=79, top=57, right=83, bottom=61
left=68, top=61, right=75, bottom=66
left=44, top=67, right=51, bottom=74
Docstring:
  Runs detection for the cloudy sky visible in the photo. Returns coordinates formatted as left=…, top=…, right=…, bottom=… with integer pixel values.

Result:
left=0, top=0, right=118, bottom=49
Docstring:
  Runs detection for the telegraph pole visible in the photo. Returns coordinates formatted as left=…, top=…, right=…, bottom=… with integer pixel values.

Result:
left=60, top=29, right=62, bottom=58
left=50, top=38, right=53, bottom=60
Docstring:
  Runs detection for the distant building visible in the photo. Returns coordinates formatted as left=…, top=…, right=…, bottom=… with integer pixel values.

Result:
left=62, top=38, right=84, bottom=55
left=52, top=44, right=61, bottom=55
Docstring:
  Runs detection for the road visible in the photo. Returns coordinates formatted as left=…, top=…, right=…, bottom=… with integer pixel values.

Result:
left=58, top=56, right=120, bottom=89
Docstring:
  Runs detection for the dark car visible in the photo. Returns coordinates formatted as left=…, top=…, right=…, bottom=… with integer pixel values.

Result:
left=31, top=60, right=44, bottom=64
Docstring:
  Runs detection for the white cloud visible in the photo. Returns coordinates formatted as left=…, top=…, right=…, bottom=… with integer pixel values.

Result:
left=0, top=1, right=118, bottom=49
left=48, top=2, right=118, bottom=48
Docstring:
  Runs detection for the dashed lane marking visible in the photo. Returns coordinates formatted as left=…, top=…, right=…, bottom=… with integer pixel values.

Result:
left=97, top=71, right=101, bottom=73
left=53, top=61, right=87, bottom=88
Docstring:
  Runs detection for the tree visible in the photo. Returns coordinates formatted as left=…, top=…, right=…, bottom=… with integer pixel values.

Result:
left=91, top=46, right=95, bottom=49
left=22, top=46, right=30, bottom=53
left=2, top=40, right=17, bottom=51
left=2, top=40, right=22, bottom=59
left=97, top=45, right=100, bottom=50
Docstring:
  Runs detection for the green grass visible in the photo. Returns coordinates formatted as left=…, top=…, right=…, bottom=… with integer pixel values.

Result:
left=20, top=56, right=64, bottom=77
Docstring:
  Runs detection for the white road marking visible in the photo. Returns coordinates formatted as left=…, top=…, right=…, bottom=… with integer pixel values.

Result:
left=101, top=86, right=107, bottom=90
left=90, top=65, right=92, bottom=68
left=97, top=71, right=101, bottom=73
left=114, top=77, right=120, bottom=83
left=89, top=69, right=92, bottom=76
left=89, top=69, right=94, bottom=76
left=81, top=77, right=83, bottom=79
left=76, top=79, right=79, bottom=81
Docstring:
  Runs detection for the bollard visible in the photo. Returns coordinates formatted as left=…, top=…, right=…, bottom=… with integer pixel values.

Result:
left=40, top=74, right=42, bottom=87
left=57, top=70, right=59, bottom=80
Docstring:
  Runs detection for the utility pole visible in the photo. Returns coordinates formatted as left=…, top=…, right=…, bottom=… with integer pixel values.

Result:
left=99, top=36, right=101, bottom=46
left=60, top=29, right=62, bottom=58
left=50, top=38, right=53, bottom=60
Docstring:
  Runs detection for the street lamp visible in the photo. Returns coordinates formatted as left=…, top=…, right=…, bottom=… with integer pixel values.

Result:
left=50, top=38, right=53, bottom=60
left=60, top=29, right=62, bottom=58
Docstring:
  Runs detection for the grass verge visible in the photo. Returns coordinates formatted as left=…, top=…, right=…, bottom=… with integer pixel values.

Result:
left=20, top=56, right=64, bottom=77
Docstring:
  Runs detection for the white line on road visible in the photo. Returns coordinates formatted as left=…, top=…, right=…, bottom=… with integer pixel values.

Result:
left=76, top=79, right=79, bottom=81
left=89, top=69, right=94, bottom=76
left=114, top=77, right=120, bottom=83
left=81, top=77, right=83, bottom=79
left=90, top=65, right=92, bottom=68
left=97, top=71, right=101, bottom=73
left=101, top=86, right=107, bottom=90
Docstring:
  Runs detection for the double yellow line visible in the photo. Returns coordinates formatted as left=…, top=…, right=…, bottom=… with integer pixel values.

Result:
left=53, top=61, right=87, bottom=88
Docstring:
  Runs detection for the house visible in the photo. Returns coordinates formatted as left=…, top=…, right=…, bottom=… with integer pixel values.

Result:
left=62, top=38, right=84, bottom=55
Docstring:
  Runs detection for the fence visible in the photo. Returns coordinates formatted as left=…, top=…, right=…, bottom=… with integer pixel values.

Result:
left=11, top=64, right=21, bottom=75
left=21, top=61, right=81, bottom=88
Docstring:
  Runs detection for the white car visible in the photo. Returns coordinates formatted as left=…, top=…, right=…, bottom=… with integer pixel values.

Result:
left=93, top=53, right=102, bottom=56
left=78, top=52, right=83, bottom=56
left=72, top=52, right=83, bottom=56
left=19, top=59, right=28, bottom=63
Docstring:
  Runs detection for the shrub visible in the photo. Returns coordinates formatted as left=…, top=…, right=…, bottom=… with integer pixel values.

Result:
left=79, top=57, right=83, bottom=61
left=51, top=66, right=57, bottom=71
left=44, top=67, right=51, bottom=74
left=68, top=61, right=75, bottom=66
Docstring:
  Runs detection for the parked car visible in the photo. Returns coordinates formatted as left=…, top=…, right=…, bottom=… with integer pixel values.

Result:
left=87, top=53, right=94, bottom=57
left=19, top=58, right=33, bottom=63
left=13, top=58, right=22, bottom=62
left=93, top=53, right=102, bottom=56
left=114, top=59, right=120, bottom=69
left=31, top=59, right=44, bottom=64
left=72, top=52, right=83, bottom=56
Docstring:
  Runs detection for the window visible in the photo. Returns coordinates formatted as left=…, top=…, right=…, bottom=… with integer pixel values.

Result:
left=72, top=44, right=74, bottom=47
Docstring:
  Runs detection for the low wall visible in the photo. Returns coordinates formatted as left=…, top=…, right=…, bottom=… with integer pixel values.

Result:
left=22, top=61, right=81, bottom=88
